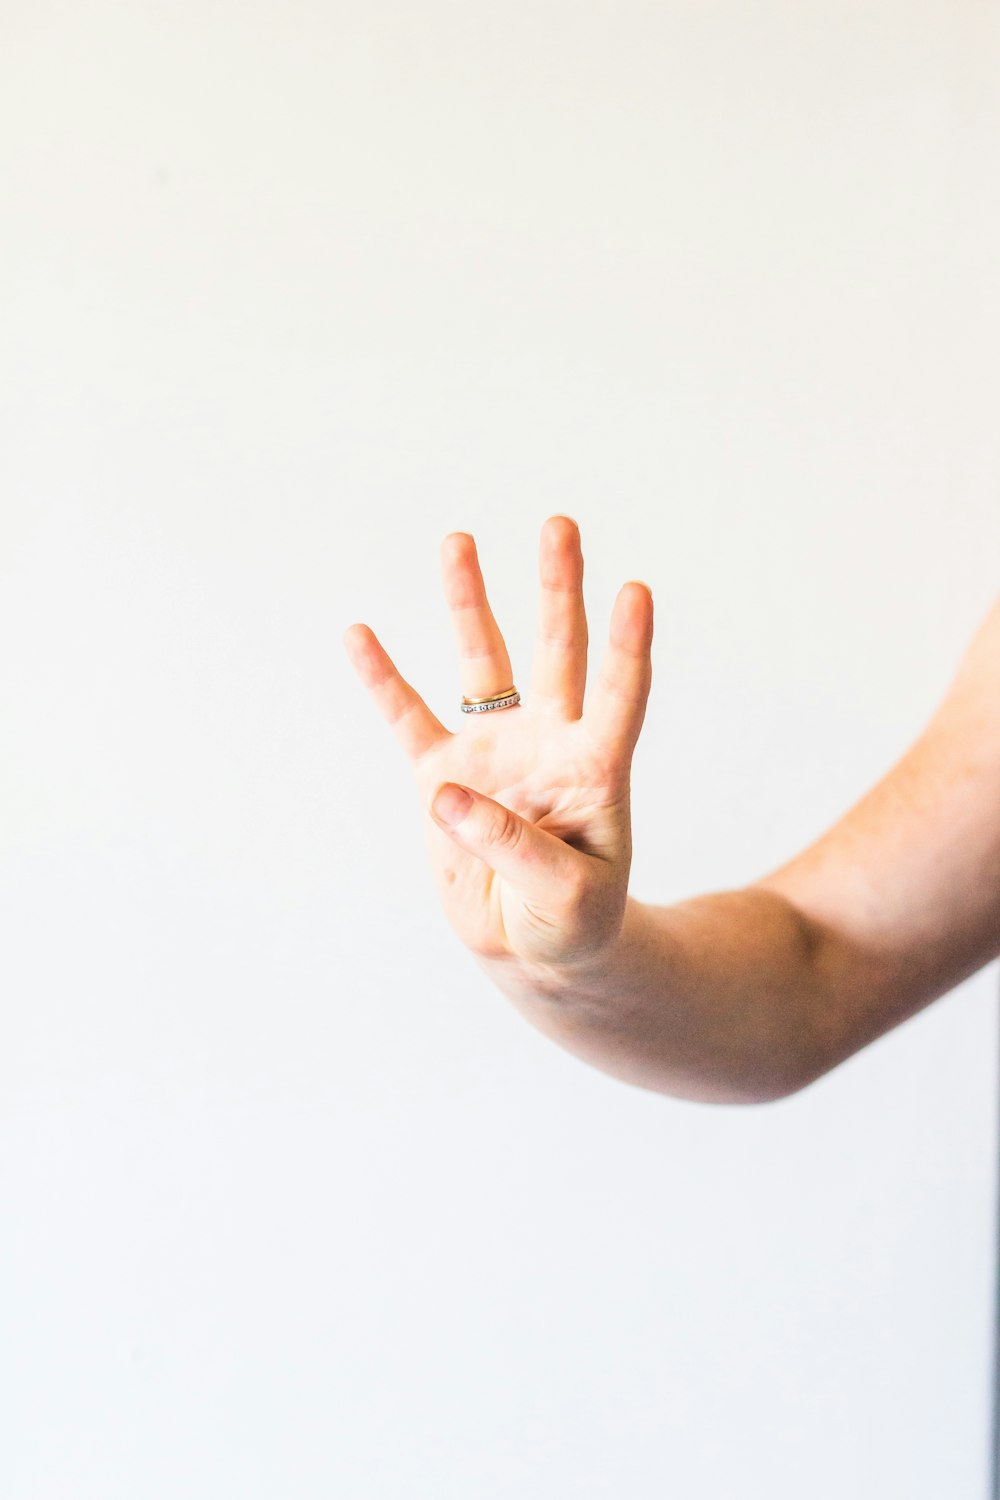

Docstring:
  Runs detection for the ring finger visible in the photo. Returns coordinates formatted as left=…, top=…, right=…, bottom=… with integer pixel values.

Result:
left=440, top=531, right=518, bottom=707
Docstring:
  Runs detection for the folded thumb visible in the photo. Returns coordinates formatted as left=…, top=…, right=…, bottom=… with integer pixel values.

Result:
left=429, top=781, right=585, bottom=909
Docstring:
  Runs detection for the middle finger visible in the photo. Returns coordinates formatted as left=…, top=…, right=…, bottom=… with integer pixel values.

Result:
left=529, top=514, right=588, bottom=718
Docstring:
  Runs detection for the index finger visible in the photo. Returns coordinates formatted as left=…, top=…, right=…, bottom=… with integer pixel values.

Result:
left=343, top=623, right=452, bottom=763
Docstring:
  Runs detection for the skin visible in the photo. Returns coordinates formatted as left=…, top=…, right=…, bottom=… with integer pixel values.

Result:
left=343, top=515, right=1000, bottom=1105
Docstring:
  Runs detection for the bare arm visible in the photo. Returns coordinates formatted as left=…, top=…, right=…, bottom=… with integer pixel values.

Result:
left=476, top=594, right=1000, bottom=1105
left=753, top=593, right=1000, bottom=1086
left=469, top=887, right=825, bottom=1104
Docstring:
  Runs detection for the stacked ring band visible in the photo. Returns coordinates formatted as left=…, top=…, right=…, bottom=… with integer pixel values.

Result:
left=460, top=687, right=521, bottom=715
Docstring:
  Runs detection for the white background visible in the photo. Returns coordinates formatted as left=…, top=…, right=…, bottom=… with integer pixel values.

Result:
left=2, top=3, right=999, bottom=1495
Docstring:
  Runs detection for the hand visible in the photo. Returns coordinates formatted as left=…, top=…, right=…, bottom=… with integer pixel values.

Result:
left=342, top=516, right=654, bottom=974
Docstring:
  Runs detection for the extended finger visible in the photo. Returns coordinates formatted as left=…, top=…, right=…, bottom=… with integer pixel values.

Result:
left=440, top=532, right=517, bottom=706
left=584, top=582, right=654, bottom=761
left=343, top=623, right=451, bottom=762
left=528, top=515, right=588, bottom=718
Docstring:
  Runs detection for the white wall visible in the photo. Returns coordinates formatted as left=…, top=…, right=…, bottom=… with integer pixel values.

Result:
left=2, top=3, right=999, bottom=1495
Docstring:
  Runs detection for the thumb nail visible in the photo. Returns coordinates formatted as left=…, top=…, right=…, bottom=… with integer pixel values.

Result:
left=432, top=783, right=473, bottom=827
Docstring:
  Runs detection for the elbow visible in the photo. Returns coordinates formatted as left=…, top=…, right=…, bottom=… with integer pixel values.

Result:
left=708, top=1047, right=833, bottom=1106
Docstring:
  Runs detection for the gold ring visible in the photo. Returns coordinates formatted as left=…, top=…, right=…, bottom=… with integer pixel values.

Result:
left=461, top=687, right=519, bottom=705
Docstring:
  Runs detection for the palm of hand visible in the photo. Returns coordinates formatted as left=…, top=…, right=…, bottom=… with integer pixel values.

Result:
left=416, top=704, right=633, bottom=968
left=344, top=517, right=654, bottom=972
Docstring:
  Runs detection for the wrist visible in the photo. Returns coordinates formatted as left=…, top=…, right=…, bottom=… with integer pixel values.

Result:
left=472, top=893, right=651, bottom=1008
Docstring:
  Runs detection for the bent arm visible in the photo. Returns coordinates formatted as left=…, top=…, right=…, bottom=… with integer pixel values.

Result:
left=473, top=887, right=830, bottom=1104
left=475, top=595, right=1000, bottom=1105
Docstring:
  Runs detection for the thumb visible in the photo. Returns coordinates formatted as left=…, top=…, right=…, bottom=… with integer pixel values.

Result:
left=429, top=782, right=587, bottom=910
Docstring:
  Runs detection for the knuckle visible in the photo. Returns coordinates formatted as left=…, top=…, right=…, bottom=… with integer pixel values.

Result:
left=482, top=806, right=523, bottom=852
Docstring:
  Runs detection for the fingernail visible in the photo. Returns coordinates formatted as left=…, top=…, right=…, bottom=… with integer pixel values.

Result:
left=432, top=784, right=473, bottom=827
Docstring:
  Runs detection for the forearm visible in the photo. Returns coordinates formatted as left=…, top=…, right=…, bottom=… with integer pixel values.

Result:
left=472, top=888, right=840, bottom=1104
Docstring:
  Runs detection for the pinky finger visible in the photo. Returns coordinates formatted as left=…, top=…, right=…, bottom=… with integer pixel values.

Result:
left=343, top=623, right=452, bottom=763
left=585, top=582, right=654, bottom=761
